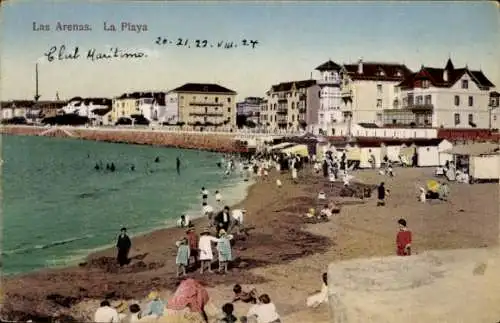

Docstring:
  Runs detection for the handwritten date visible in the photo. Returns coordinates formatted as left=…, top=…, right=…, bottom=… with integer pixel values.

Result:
left=154, top=37, right=259, bottom=49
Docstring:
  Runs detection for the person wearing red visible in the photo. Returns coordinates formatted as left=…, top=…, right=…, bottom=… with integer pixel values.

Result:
left=396, top=218, right=412, bottom=256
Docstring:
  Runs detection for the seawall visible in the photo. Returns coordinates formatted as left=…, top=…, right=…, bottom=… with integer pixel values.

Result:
left=0, top=125, right=247, bottom=153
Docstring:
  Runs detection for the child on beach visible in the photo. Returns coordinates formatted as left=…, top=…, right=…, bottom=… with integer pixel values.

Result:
left=217, top=229, right=233, bottom=274
left=202, top=202, right=215, bottom=226
left=396, top=218, right=412, bottom=256
left=175, top=238, right=190, bottom=277
left=218, top=303, right=239, bottom=323
left=245, top=294, right=281, bottom=323
left=215, top=190, right=223, bottom=203
left=186, top=228, right=199, bottom=267
left=199, top=228, right=219, bottom=274
left=232, top=284, right=257, bottom=304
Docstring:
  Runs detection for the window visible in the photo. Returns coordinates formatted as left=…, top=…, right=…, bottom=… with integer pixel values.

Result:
left=376, top=99, right=382, bottom=108
left=393, top=99, right=399, bottom=109
left=494, top=115, right=497, bottom=121
left=454, top=113, right=460, bottom=125
left=467, top=113, right=474, bottom=124
left=468, top=96, right=473, bottom=107
left=291, top=102, right=295, bottom=109
left=292, top=115, right=295, bottom=121
left=454, top=95, right=460, bottom=106
left=376, top=113, right=382, bottom=121
left=377, top=84, right=382, bottom=93
left=227, top=107, right=231, bottom=113
left=215, top=97, right=219, bottom=103
left=416, top=96, right=423, bottom=104
left=424, top=95, right=432, bottom=105
left=462, top=80, right=468, bottom=89
left=227, top=97, right=231, bottom=103
left=422, top=80, right=430, bottom=88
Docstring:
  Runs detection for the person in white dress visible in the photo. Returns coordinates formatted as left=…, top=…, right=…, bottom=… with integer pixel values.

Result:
left=306, top=273, right=328, bottom=308
left=231, top=208, right=246, bottom=235
left=202, top=202, right=215, bottom=225
left=198, top=228, right=219, bottom=274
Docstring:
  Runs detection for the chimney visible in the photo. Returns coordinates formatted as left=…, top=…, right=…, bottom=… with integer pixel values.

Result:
left=357, top=58, right=363, bottom=74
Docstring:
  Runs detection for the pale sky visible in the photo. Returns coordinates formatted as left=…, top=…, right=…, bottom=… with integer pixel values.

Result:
left=1, top=1, right=498, bottom=101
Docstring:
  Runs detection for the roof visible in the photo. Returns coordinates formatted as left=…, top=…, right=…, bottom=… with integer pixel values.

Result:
left=91, top=107, right=112, bottom=116
left=270, top=79, right=317, bottom=92
left=398, top=59, right=494, bottom=90
left=444, top=143, right=499, bottom=156
left=343, top=62, right=412, bottom=82
left=352, top=138, right=445, bottom=147
left=358, top=123, right=379, bottom=128
left=315, top=60, right=342, bottom=71
left=491, top=91, right=500, bottom=98
left=116, top=92, right=166, bottom=105
left=170, top=83, right=236, bottom=94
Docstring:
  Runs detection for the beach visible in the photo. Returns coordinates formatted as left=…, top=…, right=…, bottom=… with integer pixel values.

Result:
left=1, top=166, right=498, bottom=322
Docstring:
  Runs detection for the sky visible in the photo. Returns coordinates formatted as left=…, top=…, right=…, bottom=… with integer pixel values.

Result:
left=0, top=1, right=498, bottom=101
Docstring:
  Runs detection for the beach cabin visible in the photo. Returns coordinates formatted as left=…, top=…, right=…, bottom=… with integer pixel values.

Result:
left=380, top=140, right=405, bottom=164
left=444, top=142, right=500, bottom=182
left=414, top=139, right=453, bottom=167
left=281, top=144, right=309, bottom=157
left=399, top=142, right=416, bottom=166
left=346, top=140, right=384, bottom=169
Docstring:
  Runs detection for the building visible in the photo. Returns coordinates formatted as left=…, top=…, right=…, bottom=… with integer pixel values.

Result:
left=490, top=91, right=500, bottom=130
left=236, top=97, right=264, bottom=124
left=1, top=100, right=34, bottom=120
left=37, top=100, right=66, bottom=119
left=340, top=59, right=413, bottom=129
left=389, top=59, right=495, bottom=129
left=166, top=83, right=237, bottom=127
left=112, top=92, right=167, bottom=124
left=62, top=97, right=112, bottom=118
left=261, top=80, right=319, bottom=131
left=314, top=60, right=343, bottom=135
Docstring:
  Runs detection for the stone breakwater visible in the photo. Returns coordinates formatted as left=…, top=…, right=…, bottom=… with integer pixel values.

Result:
left=0, top=126, right=247, bottom=153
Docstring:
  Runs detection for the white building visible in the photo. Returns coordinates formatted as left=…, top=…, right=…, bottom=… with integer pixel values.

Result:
left=164, top=92, right=181, bottom=124
left=236, top=97, right=264, bottom=124
left=1, top=100, right=34, bottom=120
left=314, top=60, right=343, bottom=136
left=340, top=59, right=413, bottom=127
left=61, top=97, right=112, bottom=119
left=388, top=59, right=496, bottom=129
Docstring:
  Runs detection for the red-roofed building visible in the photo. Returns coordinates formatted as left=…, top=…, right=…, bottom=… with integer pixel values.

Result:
left=384, top=58, right=495, bottom=129
left=337, top=59, right=413, bottom=134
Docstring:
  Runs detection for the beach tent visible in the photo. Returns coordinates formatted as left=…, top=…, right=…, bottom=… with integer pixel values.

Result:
left=281, top=144, right=309, bottom=157
left=443, top=142, right=500, bottom=182
left=414, top=139, right=452, bottom=167
left=268, top=142, right=295, bottom=152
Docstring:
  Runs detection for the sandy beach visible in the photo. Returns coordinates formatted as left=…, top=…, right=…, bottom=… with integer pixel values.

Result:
left=1, top=165, right=498, bottom=322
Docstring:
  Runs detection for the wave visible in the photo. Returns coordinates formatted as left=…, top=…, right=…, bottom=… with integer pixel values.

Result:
left=2, top=234, right=94, bottom=256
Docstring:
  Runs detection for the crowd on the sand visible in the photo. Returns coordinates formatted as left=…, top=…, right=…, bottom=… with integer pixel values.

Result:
left=84, top=147, right=451, bottom=322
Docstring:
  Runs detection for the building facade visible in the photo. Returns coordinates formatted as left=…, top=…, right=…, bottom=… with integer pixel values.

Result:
left=261, top=80, right=319, bottom=131
left=111, top=92, right=167, bottom=124
left=166, top=83, right=237, bottom=126
left=314, top=60, right=343, bottom=135
left=236, top=97, right=264, bottom=124
left=340, top=59, right=413, bottom=128
left=389, top=59, right=495, bottom=129
left=62, top=97, right=112, bottom=120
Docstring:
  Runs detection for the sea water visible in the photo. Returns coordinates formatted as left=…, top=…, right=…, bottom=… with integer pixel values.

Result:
left=1, top=135, right=251, bottom=275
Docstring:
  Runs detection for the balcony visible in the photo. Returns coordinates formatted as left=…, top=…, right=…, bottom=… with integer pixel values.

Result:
left=189, top=102, right=223, bottom=107
left=277, top=119, right=287, bottom=125
left=403, top=103, right=434, bottom=112
left=317, top=78, right=340, bottom=85
left=278, top=98, right=288, bottom=103
left=341, top=89, right=353, bottom=97
left=189, top=112, right=224, bottom=117
left=298, top=108, right=306, bottom=113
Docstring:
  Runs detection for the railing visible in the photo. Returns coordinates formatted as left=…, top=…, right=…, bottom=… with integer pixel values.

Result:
left=276, top=108, right=288, bottom=114
left=189, top=102, right=223, bottom=107
left=188, top=113, right=224, bottom=117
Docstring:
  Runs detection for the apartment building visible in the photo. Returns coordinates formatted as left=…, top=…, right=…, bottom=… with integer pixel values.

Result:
left=236, top=97, right=264, bottom=124
left=314, top=60, right=343, bottom=135
left=166, top=83, right=237, bottom=126
left=261, top=80, right=319, bottom=131
left=388, top=59, right=495, bottom=128
left=340, top=59, right=413, bottom=127
left=112, top=92, right=167, bottom=123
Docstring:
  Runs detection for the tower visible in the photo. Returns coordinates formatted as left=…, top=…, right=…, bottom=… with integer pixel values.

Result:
left=34, top=63, right=41, bottom=102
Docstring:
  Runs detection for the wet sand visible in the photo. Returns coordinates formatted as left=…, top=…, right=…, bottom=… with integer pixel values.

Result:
left=1, top=166, right=498, bottom=322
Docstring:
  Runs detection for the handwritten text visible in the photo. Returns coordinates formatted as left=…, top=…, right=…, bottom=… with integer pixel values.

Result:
left=154, top=37, right=259, bottom=49
left=43, top=45, right=148, bottom=62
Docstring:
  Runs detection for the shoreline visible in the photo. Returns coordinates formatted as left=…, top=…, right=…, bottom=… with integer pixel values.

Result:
left=0, top=167, right=351, bottom=321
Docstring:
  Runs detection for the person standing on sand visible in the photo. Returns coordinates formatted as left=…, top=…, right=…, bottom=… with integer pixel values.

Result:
left=175, top=238, right=190, bottom=277
left=216, top=229, right=233, bottom=274
left=202, top=202, right=215, bottom=226
left=215, top=190, right=223, bottom=203
left=116, top=227, right=131, bottom=267
left=377, top=182, right=388, bottom=206
left=186, top=227, right=199, bottom=267
left=198, top=228, right=219, bottom=274
left=215, top=206, right=232, bottom=234
left=396, top=218, right=412, bottom=256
